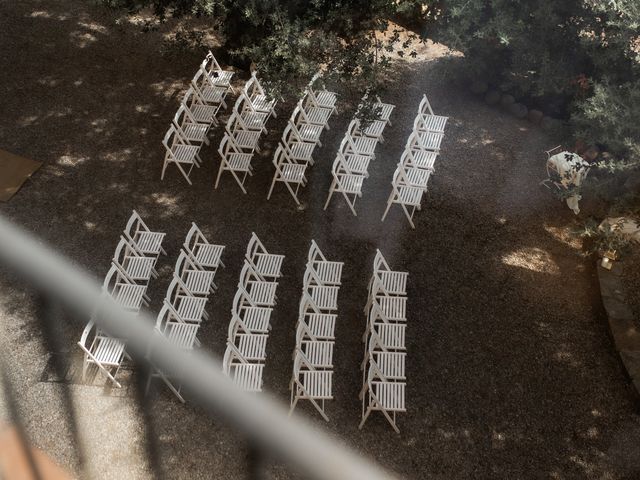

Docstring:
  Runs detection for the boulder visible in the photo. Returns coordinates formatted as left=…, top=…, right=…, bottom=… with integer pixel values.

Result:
left=527, top=109, right=544, bottom=124
left=541, top=116, right=563, bottom=132
left=484, top=90, right=501, bottom=105
left=500, top=94, right=515, bottom=108
left=509, top=102, right=528, bottom=119
left=470, top=80, right=489, bottom=95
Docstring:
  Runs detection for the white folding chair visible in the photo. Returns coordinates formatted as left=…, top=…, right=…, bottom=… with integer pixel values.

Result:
left=307, top=240, right=343, bottom=286
left=417, top=94, right=448, bottom=132
left=203, top=51, right=235, bottom=91
left=359, top=368, right=405, bottom=433
left=233, top=95, right=269, bottom=134
left=230, top=289, right=272, bottom=334
left=223, top=344, right=264, bottom=392
left=401, top=148, right=438, bottom=172
left=183, top=223, right=226, bottom=272
left=215, top=133, right=254, bottom=193
left=245, top=232, right=285, bottom=281
left=304, top=72, right=337, bottom=112
left=344, top=120, right=378, bottom=158
left=369, top=250, right=409, bottom=297
left=102, top=263, right=148, bottom=312
left=238, top=262, right=278, bottom=308
left=182, top=87, right=220, bottom=126
left=381, top=169, right=425, bottom=229
left=191, top=67, right=228, bottom=109
left=175, top=250, right=217, bottom=295
left=267, top=144, right=308, bottom=205
left=123, top=210, right=167, bottom=258
left=334, top=141, right=371, bottom=177
left=172, top=104, right=210, bottom=147
left=296, top=294, right=336, bottom=341
left=323, top=159, right=364, bottom=216
left=161, top=124, right=202, bottom=185
left=281, top=124, right=317, bottom=165
left=77, top=321, right=126, bottom=388
left=243, top=73, right=277, bottom=118
left=303, top=269, right=339, bottom=312
left=164, top=276, right=209, bottom=323
left=374, top=96, right=395, bottom=126
left=288, top=109, right=323, bottom=147
left=407, top=129, right=445, bottom=153
left=289, top=352, right=333, bottom=421
left=112, top=236, right=158, bottom=285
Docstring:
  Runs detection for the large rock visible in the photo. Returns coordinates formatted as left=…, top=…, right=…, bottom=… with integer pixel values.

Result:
left=541, top=116, right=563, bottom=132
left=527, top=109, right=544, bottom=124
left=484, top=90, right=501, bottom=105
left=509, top=102, right=528, bottom=119
left=470, top=80, right=489, bottom=95
left=500, top=94, right=515, bottom=108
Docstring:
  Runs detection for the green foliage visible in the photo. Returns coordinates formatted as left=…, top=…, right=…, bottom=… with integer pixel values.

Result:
left=577, top=218, right=632, bottom=257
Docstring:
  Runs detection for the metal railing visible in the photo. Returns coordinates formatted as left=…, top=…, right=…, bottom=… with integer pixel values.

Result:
left=0, top=214, right=401, bottom=480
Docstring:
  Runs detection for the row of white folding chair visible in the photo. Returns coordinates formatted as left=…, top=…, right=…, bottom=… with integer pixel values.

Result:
left=381, top=95, right=447, bottom=228
left=147, top=224, right=225, bottom=401
left=289, top=242, right=342, bottom=420
left=267, top=89, right=334, bottom=204
left=359, top=250, right=408, bottom=433
left=161, top=52, right=233, bottom=185
left=223, top=234, right=284, bottom=392
left=78, top=211, right=166, bottom=388
left=214, top=75, right=275, bottom=193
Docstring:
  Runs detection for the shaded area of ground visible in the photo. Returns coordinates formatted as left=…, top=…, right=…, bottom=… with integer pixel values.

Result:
left=0, top=1, right=639, bottom=479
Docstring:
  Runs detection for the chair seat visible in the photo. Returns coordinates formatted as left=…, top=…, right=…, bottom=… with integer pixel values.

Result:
left=360, top=120, right=386, bottom=139
left=229, top=363, right=264, bottom=392
left=250, top=95, right=276, bottom=113
left=408, top=149, right=438, bottom=170
left=376, top=270, right=408, bottom=296
left=253, top=253, right=284, bottom=279
left=370, top=381, right=405, bottom=411
left=287, top=141, right=315, bottom=162
left=311, top=261, right=343, bottom=286
left=403, top=166, right=431, bottom=189
left=183, top=270, right=215, bottom=295
left=134, top=231, right=166, bottom=255
left=193, top=243, right=225, bottom=269
left=91, top=336, right=126, bottom=366
left=416, top=131, right=444, bottom=151
left=371, top=352, right=406, bottom=380
left=301, top=313, right=336, bottom=339
left=238, top=307, right=272, bottom=333
left=315, top=90, right=337, bottom=110
left=201, top=86, right=226, bottom=104
left=121, top=256, right=155, bottom=282
left=241, top=111, right=269, bottom=130
left=246, top=280, right=278, bottom=306
left=418, top=113, right=448, bottom=133
left=191, top=104, right=219, bottom=124
left=171, top=144, right=199, bottom=164
left=308, top=285, right=339, bottom=311
left=375, top=102, right=395, bottom=123
left=374, top=295, right=407, bottom=321
left=300, top=341, right=334, bottom=368
left=182, top=122, right=209, bottom=142
left=209, top=70, right=234, bottom=86
left=226, top=153, right=253, bottom=171
left=296, top=123, right=323, bottom=143
left=235, top=334, right=268, bottom=361
left=342, top=153, right=371, bottom=176
left=112, top=283, right=146, bottom=310
left=300, top=370, right=333, bottom=399
left=279, top=163, right=307, bottom=183
left=394, top=184, right=424, bottom=206
left=175, top=295, right=207, bottom=322
left=336, top=174, right=364, bottom=195
left=372, top=322, right=406, bottom=350
left=232, top=130, right=261, bottom=151
left=350, top=136, right=377, bottom=156
left=165, top=322, right=200, bottom=350
left=305, top=106, right=332, bottom=126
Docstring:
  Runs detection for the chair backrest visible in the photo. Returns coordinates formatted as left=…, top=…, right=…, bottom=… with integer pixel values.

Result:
left=204, top=51, right=223, bottom=74
left=183, top=222, right=207, bottom=254
left=124, top=210, right=148, bottom=238
left=112, top=236, right=140, bottom=265
left=307, top=240, right=327, bottom=265
left=419, top=94, right=434, bottom=116
left=164, top=275, right=189, bottom=306
left=245, top=232, right=266, bottom=260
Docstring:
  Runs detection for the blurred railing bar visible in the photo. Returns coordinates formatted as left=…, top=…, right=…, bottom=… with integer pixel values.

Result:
left=0, top=215, right=401, bottom=480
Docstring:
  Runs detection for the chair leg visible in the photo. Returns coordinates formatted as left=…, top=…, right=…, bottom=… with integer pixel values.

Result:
left=323, top=182, right=336, bottom=210
left=214, top=163, right=225, bottom=189
left=267, top=174, right=278, bottom=200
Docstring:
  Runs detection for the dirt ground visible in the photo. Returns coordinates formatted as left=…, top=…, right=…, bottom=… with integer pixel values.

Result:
left=1, top=1, right=640, bottom=479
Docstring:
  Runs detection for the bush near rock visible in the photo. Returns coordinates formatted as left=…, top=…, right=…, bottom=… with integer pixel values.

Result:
left=485, top=90, right=501, bottom=105
left=509, top=102, right=528, bottom=119
left=527, top=109, right=544, bottom=124
left=584, top=145, right=600, bottom=161
left=470, top=80, right=488, bottom=95
left=500, top=94, right=515, bottom=108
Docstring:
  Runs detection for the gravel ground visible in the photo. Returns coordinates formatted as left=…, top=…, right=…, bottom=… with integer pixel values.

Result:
left=1, top=1, right=640, bottom=479
left=621, top=250, right=640, bottom=331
